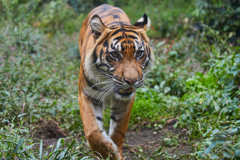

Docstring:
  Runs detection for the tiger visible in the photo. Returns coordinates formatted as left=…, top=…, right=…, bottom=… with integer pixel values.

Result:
left=78, top=4, right=155, bottom=160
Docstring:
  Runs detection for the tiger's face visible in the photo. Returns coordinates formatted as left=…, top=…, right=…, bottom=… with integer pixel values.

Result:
left=85, top=14, right=154, bottom=100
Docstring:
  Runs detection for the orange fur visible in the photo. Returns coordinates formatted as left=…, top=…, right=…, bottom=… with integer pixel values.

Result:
left=78, top=4, right=154, bottom=160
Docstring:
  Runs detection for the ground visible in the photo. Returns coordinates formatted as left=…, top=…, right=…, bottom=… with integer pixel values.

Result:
left=34, top=118, right=192, bottom=159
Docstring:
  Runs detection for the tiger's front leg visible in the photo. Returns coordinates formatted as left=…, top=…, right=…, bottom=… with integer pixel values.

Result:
left=78, top=90, right=121, bottom=160
left=109, top=97, right=135, bottom=159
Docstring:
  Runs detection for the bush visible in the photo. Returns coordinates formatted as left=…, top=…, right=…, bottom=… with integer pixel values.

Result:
left=177, top=46, right=240, bottom=159
left=38, top=1, right=79, bottom=34
left=194, top=0, right=240, bottom=44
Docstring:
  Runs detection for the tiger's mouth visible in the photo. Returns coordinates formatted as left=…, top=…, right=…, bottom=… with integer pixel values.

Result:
left=119, top=87, right=134, bottom=93
left=117, top=87, right=135, bottom=97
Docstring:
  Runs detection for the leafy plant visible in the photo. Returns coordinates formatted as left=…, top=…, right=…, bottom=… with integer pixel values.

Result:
left=1, top=0, right=240, bottom=159
left=194, top=0, right=240, bottom=44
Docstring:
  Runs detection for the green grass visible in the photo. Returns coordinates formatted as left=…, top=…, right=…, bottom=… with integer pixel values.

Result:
left=1, top=0, right=240, bottom=159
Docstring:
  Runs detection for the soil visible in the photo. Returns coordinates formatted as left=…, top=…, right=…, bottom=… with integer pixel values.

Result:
left=33, top=119, right=66, bottom=151
left=34, top=118, right=192, bottom=159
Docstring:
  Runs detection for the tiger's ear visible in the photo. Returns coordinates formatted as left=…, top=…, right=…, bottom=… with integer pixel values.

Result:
left=133, top=13, right=151, bottom=31
left=90, top=15, right=106, bottom=39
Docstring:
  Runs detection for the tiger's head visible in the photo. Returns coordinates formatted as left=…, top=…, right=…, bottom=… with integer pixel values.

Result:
left=85, top=14, right=155, bottom=100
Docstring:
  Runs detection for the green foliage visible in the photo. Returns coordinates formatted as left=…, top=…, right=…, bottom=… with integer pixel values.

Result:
left=194, top=0, right=240, bottom=44
left=180, top=51, right=240, bottom=159
left=131, top=88, right=178, bottom=126
left=38, top=1, right=80, bottom=34
left=0, top=0, right=84, bottom=35
left=1, top=0, right=240, bottom=159
left=131, top=26, right=240, bottom=158
left=122, top=0, right=195, bottom=38
left=67, top=0, right=107, bottom=13
left=0, top=113, right=33, bottom=159
left=0, top=113, right=90, bottom=159
left=0, top=22, right=83, bottom=132
left=0, top=0, right=40, bottom=23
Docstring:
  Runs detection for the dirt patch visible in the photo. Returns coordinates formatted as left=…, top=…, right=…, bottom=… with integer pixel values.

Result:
left=33, top=118, right=192, bottom=159
left=34, top=119, right=66, bottom=139
left=125, top=128, right=165, bottom=146
left=33, top=119, right=66, bottom=151
left=122, top=118, right=191, bottom=159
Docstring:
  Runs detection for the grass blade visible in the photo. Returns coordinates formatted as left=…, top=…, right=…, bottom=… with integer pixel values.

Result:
left=13, top=137, right=26, bottom=154
left=39, top=139, right=43, bottom=160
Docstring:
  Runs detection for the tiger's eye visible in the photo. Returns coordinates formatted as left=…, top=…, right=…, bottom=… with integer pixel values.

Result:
left=136, top=51, right=144, bottom=58
left=112, top=52, right=118, bottom=57
left=110, top=51, right=120, bottom=59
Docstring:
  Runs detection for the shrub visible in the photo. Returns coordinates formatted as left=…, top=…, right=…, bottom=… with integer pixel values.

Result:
left=194, top=0, right=240, bottom=44
left=38, top=0, right=78, bottom=34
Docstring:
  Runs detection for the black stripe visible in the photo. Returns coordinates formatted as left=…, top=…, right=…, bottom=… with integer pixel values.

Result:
left=82, top=69, right=99, bottom=90
left=114, top=128, right=125, bottom=138
left=148, top=47, right=151, bottom=56
left=113, top=35, right=138, bottom=41
left=99, top=10, right=123, bottom=19
left=123, top=29, right=139, bottom=35
left=97, top=32, right=111, bottom=46
left=111, top=29, right=121, bottom=37
left=93, top=49, right=98, bottom=63
left=106, top=55, right=113, bottom=63
left=96, top=116, right=102, bottom=121
left=128, top=35, right=138, bottom=39
left=113, top=36, right=124, bottom=41
left=110, top=27, right=139, bottom=37
left=82, top=88, right=103, bottom=107
left=89, top=5, right=112, bottom=18
left=100, top=49, right=104, bottom=60
left=111, top=109, right=126, bottom=115
left=113, top=14, right=120, bottom=19
left=141, top=53, right=147, bottom=62
left=109, top=25, right=120, bottom=29
left=103, top=40, right=108, bottom=47
left=111, top=107, right=120, bottom=111
left=99, top=63, right=110, bottom=70
left=113, top=40, right=118, bottom=46
left=122, top=24, right=134, bottom=28
left=138, top=77, right=144, bottom=82
left=111, top=115, right=122, bottom=122
left=107, top=22, right=132, bottom=29
left=145, top=59, right=149, bottom=68
left=109, top=63, right=116, bottom=68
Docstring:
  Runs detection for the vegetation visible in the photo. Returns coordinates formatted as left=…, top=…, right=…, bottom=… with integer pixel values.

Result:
left=0, top=0, right=239, bottom=159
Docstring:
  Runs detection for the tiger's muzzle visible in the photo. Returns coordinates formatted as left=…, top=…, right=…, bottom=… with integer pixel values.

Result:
left=113, top=77, right=144, bottom=98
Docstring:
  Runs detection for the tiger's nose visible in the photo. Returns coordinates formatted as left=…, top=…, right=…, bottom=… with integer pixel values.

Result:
left=124, top=78, right=138, bottom=85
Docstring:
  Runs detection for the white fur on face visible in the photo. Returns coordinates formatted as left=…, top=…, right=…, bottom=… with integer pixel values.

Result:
left=111, top=39, right=122, bottom=51
left=84, top=25, right=155, bottom=102
left=114, top=92, right=135, bottom=101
